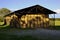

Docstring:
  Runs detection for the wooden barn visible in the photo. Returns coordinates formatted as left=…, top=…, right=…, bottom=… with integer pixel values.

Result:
left=4, top=5, right=56, bottom=28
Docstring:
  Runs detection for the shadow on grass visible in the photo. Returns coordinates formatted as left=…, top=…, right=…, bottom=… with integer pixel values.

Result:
left=0, top=33, right=59, bottom=40
left=0, top=33, right=60, bottom=40
left=0, top=33, right=39, bottom=40
left=48, top=26, right=60, bottom=30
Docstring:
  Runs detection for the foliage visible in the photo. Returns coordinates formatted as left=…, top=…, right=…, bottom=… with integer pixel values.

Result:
left=0, top=8, right=11, bottom=22
left=0, top=16, right=3, bottom=22
left=0, top=8, right=11, bottom=15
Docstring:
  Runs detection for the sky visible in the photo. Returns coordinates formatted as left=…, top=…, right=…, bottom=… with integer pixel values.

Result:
left=0, top=0, right=60, bottom=18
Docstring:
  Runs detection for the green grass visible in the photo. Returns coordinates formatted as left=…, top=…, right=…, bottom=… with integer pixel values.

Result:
left=0, top=32, right=60, bottom=40
left=49, top=20, right=60, bottom=30
left=50, top=20, right=60, bottom=26
left=0, top=33, right=39, bottom=40
left=0, top=22, right=4, bottom=25
left=0, top=20, right=60, bottom=40
left=55, top=20, right=60, bottom=26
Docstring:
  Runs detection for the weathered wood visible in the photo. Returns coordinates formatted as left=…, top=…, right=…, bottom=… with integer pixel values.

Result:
left=19, top=14, right=49, bottom=28
left=4, top=5, right=56, bottom=29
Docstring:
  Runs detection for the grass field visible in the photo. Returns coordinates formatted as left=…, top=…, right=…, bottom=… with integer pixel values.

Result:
left=0, top=33, right=39, bottom=40
left=49, top=19, right=60, bottom=26
left=0, top=19, right=60, bottom=40
left=55, top=20, right=60, bottom=26
left=0, top=22, right=4, bottom=25
left=0, top=31, right=59, bottom=40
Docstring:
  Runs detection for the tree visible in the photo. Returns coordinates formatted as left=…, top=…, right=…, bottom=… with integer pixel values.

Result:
left=0, top=8, right=11, bottom=22
left=0, top=8, right=11, bottom=16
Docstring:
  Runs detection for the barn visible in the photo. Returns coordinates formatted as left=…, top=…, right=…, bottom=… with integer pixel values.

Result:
left=4, top=5, right=56, bottom=28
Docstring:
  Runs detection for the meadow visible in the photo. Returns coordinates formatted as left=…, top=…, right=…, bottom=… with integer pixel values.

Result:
left=55, top=20, right=60, bottom=26
left=0, top=19, right=60, bottom=40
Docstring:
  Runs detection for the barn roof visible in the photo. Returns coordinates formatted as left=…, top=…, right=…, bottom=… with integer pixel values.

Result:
left=4, top=5, right=56, bottom=17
